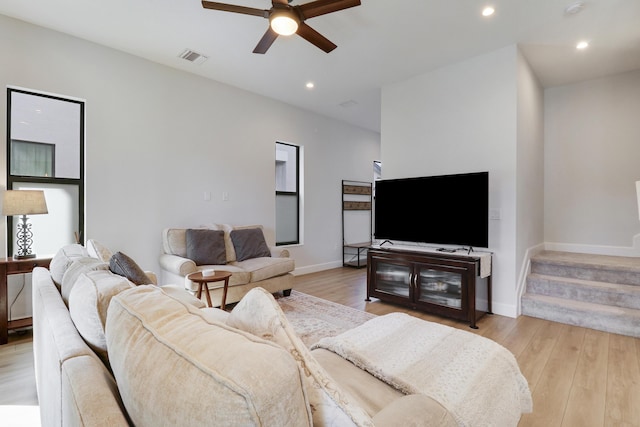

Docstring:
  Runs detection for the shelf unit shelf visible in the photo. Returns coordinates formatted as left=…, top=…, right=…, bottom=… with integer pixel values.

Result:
left=342, top=180, right=372, bottom=268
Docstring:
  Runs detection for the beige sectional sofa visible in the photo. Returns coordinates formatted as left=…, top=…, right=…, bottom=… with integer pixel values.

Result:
left=159, top=224, right=294, bottom=307
left=33, top=242, right=532, bottom=426
left=33, top=243, right=462, bottom=426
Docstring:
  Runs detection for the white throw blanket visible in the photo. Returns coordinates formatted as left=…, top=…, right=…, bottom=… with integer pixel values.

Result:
left=312, top=313, right=532, bottom=427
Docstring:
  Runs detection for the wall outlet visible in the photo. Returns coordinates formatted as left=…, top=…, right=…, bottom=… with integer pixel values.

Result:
left=203, top=191, right=211, bottom=201
left=222, top=191, right=229, bottom=201
left=489, top=209, right=501, bottom=220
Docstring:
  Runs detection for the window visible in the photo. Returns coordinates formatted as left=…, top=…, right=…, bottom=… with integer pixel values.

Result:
left=275, top=142, right=300, bottom=245
left=11, top=141, right=55, bottom=177
left=6, top=88, right=85, bottom=256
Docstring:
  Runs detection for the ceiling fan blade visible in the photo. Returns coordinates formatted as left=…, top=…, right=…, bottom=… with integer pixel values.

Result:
left=297, top=0, right=361, bottom=20
left=201, top=1, right=268, bottom=18
left=272, top=0, right=288, bottom=4
left=253, top=27, right=279, bottom=54
left=296, top=22, right=337, bottom=53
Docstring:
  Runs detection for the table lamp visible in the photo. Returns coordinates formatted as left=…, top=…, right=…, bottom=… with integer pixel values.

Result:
left=2, top=190, right=48, bottom=259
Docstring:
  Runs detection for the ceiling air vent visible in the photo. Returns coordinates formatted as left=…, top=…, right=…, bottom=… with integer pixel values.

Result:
left=178, top=49, right=208, bottom=65
left=339, top=99, right=358, bottom=109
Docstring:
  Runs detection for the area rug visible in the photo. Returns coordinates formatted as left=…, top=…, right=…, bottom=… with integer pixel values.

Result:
left=276, top=291, right=376, bottom=347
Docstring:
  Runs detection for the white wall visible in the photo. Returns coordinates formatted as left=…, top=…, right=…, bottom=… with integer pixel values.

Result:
left=381, top=45, right=522, bottom=316
left=515, top=51, right=545, bottom=303
left=0, top=14, right=380, bottom=276
left=544, top=69, right=640, bottom=255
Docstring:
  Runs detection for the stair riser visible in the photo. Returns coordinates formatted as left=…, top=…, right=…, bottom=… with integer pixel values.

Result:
left=531, top=262, right=640, bottom=286
left=527, top=277, right=640, bottom=310
left=521, top=297, right=640, bottom=338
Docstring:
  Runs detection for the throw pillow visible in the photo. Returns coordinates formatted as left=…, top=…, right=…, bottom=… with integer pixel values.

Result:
left=106, top=286, right=312, bottom=426
left=49, top=244, right=89, bottom=288
left=186, top=229, right=227, bottom=266
left=60, top=257, right=109, bottom=305
left=227, top=287, right=373, bottom=427
left=86, top=239, right=113, bottom=263
left=109, top=251, right=152, bottom=285
left=68, top=270, right=134, bottom=365
left=230, top=228, right=271, bottom=262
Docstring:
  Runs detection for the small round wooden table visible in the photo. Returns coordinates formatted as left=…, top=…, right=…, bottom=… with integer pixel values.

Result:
left=187, top=271, right=233, bottom=310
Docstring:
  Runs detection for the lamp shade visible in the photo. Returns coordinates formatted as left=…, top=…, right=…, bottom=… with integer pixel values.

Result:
left=2, top=190, right=48, bottom=216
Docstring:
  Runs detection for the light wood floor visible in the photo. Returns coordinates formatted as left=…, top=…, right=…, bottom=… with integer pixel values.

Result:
left=295, top=267, right=640, bottom=427
left=1, top=267, right=639, bottom=427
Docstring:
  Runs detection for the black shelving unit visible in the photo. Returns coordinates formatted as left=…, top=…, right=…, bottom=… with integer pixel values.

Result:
left=342, top=180, right=372, bottom=268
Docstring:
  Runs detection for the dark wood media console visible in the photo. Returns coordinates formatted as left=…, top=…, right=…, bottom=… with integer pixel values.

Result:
left=366, top=247, right=492, bottom=328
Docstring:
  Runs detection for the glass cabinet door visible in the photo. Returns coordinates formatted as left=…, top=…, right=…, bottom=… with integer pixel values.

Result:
left=373, top=261, right=412, bottom=298
left=416, top=267, right=463, bottom=310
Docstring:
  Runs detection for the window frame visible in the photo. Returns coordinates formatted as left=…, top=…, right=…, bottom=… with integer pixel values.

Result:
left=275, top=141, right=300, bottom=246
left=6, top=88, right=85, bottom=255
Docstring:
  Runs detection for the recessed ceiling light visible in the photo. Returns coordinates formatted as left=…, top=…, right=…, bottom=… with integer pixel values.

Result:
left=305, top=82, right=315, bottom=89
left=576, top=41, right=589, bottom=49
left=482, top=6, right=495, bottom=17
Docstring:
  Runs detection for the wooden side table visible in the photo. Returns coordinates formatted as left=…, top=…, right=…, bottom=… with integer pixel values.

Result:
left=0, top=256, right=52, bottom=345
left=187, top=271, right=232, bottom=310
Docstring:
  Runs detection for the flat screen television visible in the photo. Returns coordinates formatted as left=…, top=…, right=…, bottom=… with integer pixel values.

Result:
left=374, top=171, right=489, bottom=248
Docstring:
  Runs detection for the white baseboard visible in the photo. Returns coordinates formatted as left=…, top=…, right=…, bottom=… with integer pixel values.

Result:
left=293, top=260, right=343, bottom=276
left=545, top=233, right=640, bottom=257
left=491, top=302, right=517, bottom=319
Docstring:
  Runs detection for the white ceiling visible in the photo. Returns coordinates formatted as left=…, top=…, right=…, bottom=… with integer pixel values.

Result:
left=2, top=0, right=639, bottom=133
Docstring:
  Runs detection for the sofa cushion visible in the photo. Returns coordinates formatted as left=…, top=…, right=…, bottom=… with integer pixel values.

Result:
left=86, top=239, right=113, bottom=263
left=371, top=394, right=457, bottom=427
left=230, top=228, right=271, bottom=262
left=160, top=284, right=206, bottom=309
left=106, top=285, right=312, bottom=427
left=61, top=257, right=109, bottom=305
left=68, top=270, right=134, bottom=365
left=311, top=348, right=403, bottom=418
left=49, top=244, right=89, bottom=288
left=186, top=229, right=227, bottom=266
left=163, top=228, right=188, bottom=257
left=227, top=287, right=372, bottom=427
left=233, top=256, right=294, bottom=283
left=109, top=251, right=152, bottom=285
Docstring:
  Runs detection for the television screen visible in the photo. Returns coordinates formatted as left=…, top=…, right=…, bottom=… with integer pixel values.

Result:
left=374, top=172, right=489, bottom=248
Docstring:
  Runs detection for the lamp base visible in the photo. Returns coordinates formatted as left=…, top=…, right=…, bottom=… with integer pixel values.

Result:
left=14, top=253, right=36, bottom=259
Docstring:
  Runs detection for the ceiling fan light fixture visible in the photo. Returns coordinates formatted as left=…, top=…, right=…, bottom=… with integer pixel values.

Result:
left=270, top=11, right=299, bottom=36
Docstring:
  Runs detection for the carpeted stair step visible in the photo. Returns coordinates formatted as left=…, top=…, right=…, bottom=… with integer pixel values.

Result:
left=521, top=293, right=640, bottom=338
left=531, top=250, right=640, bottom=286
left=526, top=273, right=640, bottom=310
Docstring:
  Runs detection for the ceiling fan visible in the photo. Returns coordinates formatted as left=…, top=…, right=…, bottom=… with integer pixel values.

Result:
left=201, top=0, right=361, bottom=54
